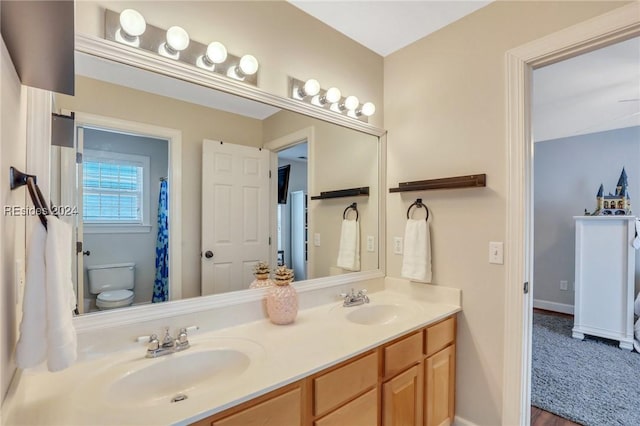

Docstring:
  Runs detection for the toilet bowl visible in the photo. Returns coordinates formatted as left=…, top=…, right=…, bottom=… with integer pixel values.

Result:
left=87, top=263, right=136, bottom=310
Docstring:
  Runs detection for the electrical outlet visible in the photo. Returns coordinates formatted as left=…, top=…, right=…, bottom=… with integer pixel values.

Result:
left=489, top=242, right=504, bottom=264
left=560, top=280, right=568, bottom=291
left=313, top=233, right=321, bottom=247
left=366, top=235, right=375, bottom=252
left=393, top=237, right=403, bottom=255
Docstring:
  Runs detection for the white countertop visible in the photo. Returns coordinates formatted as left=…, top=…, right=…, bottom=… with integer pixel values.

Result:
left=4, top=282, right=460, bottom=426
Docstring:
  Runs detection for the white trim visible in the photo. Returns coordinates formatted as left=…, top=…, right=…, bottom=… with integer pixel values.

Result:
left=70, top=112, right=183, bottom=302
left=504, top=3, right=640, bottom=425
left=454, top=415, right=480, bottom=426
left=532, top=299, right=574, bottom=315
left=83, top=225, right=152, bottom=234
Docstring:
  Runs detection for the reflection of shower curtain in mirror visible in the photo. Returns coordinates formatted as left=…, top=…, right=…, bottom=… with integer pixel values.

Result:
left=152, top=179, right=169, bottom=302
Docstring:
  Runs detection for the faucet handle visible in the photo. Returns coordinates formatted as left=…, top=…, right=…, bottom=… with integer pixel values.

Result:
left=148, top=334, right=160, bottom=351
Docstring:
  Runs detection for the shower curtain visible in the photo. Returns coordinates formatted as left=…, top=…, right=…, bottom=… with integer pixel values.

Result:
left=152, top=179, right=169, bottom=302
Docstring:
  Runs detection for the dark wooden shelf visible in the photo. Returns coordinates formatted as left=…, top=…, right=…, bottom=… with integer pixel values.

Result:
left=389, top=174, right=486, bottom=193
left=310, top=187, right=369, bottom=200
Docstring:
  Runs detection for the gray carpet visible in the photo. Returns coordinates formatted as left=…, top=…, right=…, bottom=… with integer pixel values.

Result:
left=532, top=312, right=640, bottom=426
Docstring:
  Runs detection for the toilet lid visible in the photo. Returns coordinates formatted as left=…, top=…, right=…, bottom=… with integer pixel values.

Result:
left=97, top=289, right=133, bottom=302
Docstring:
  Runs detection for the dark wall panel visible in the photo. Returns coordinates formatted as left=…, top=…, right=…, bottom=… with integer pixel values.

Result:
left=1, top=0, right=74, bottom=95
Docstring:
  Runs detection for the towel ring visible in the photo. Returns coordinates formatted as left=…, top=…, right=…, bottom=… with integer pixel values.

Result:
left=343, top=202, right=359, bottom=221
left=407, top=198, right=429, bottom=221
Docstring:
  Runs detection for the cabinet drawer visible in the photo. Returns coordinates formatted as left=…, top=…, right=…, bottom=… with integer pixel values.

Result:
left=383, top=331, right=423, bottom=378
left=314, top=387, right=377, bottom=426
left=211, top=387, right=301, bottom=426
left=425, top=317, right=455, bottom=357
left=314, top=352, right=378, bottom=417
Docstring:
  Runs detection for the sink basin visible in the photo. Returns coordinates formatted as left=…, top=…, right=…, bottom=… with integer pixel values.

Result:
left=345, top=304, right=405, bottom=325
left=78, top=337, right=264, bottom=407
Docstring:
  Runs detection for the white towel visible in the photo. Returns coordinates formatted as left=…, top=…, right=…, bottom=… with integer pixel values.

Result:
left=16, top=222, right=48, bottom=368
left=336, top=219, right=360, bottom=271
left=16, top=217, right=77, bottom=372
left=401, top=218, right=432, bottom=283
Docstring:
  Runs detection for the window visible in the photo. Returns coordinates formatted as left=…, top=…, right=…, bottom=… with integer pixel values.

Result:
left=83, top=150, right=150, bottom=230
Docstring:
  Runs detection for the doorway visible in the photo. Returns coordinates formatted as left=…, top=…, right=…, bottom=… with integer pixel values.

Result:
left=503, top=4, right=640, bottom=424
left=530, top=36, right=640, bottom=424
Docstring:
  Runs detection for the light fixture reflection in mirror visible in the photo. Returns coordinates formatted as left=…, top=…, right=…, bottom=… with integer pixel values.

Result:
left=298, top=79, right=321, bottom=98
left=116, top=9, right=146, bottom=47
left=358, top=102, right=376, bottom=117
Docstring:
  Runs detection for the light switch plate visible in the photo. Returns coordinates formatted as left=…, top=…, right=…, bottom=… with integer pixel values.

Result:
left=394, top=237, right=403, bottom=255
left=366, top=235, right=375, bottom=252
left=489, top=242, right=504, bottom=264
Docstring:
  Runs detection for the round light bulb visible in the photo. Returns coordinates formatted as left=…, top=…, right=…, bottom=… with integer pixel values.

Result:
left=303, top=79, right=320, bottom=97
left=344, top=95, right=360, bottom=111
left=361, top=102, right=376, bottom=116
left=119, top=9, right=146, bottom=37
left=166, top=26, right=190, bottom=52
left=325, top=87, right=341, bottom=104
left=239, top=55, right=259, bottom=76
left=206, top=42, right=227, bottom=64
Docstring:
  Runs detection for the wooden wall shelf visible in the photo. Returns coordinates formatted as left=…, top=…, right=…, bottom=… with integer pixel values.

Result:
left=389, top=174, right=486, bottom=193
left=310, top=187, right=369, bottom=200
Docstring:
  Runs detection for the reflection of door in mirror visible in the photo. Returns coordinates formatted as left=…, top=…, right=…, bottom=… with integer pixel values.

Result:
left=277, top=143, right=308, bottom=281
left=51, top=119, right=169, bottom=314
left=201, top=140, right=270, bottom=295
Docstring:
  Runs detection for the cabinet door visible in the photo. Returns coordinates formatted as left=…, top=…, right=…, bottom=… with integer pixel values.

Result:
left=382, top=364, right=423, bottom=426
left=425, top=344, right=455, bottom=426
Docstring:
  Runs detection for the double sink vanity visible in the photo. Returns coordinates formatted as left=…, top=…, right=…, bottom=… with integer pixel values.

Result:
left=4, top=278, right=460, bottom=425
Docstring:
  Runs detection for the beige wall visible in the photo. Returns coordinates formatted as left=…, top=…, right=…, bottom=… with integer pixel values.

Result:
left=263, top=111, right=379, bottom=277
left=55, top=76, right=263, bottom=299
left=75, top=1, right=384, bottom=128
left=383, top=1, right=629, bottom=424
left=1, top=39, right=27, bottom=401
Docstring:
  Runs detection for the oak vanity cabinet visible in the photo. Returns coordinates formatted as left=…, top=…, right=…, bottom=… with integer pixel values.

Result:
left=193, top=315, right=456, bottom=426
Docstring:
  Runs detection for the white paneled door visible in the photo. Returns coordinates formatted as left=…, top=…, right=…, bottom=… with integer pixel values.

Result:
left=201, top=140, right=270, bottom=295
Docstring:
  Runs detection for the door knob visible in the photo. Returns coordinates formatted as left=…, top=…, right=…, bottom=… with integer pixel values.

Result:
left=82, top=250, right=91, bottom=256
left=204, top=250, right=214, bottom=259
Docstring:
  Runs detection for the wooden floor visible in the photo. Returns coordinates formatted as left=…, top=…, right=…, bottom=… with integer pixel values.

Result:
left=531, top=406, right=581, bottom=426
left=531, top=309, right=580, bottom=425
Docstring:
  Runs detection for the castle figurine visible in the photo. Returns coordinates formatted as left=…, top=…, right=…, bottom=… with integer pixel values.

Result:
left=589, top=168, right=631, bottom=216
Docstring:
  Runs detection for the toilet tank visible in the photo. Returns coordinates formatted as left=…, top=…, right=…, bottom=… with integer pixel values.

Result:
left=87, top=263, right=135, bottom=294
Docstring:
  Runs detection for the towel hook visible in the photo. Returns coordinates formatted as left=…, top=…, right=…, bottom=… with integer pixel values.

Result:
left=407, top=198, right=429, bottom=221
left=343, top=202, right=358, bottom=221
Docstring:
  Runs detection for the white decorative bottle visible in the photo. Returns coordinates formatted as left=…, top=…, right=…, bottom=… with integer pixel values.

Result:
left=266, top=266, right=298, bottom=325
left=249, top=261, right=273, bottom=289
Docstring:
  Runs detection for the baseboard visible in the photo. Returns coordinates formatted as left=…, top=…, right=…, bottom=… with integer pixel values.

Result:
left=533, top=299, right=574, bottom=315
left=454, top=415, right=479, bottom=426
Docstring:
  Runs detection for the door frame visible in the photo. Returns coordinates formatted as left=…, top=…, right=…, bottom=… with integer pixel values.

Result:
left=504, top=3, right=640, bottom=425
left=264, top=126, right=315, bottom=277
left=62, top=111, right=183, bottom=302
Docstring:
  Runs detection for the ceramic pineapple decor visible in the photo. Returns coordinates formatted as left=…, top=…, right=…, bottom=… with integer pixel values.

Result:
left=249, top=261, right=273, bottom=289
left=266, top=266, right=298, bottom=325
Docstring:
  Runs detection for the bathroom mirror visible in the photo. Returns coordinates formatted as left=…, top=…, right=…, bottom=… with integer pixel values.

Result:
left=50, top=36, right=384, bottom=316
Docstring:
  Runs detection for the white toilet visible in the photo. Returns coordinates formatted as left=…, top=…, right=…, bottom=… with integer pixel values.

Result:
left=87, top=263, right=135, bottom=310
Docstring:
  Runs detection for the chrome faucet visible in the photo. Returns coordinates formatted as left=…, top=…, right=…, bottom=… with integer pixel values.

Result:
left=146, top=327, right=191, bottom=358
left=340, top=288, right=369, bottom=307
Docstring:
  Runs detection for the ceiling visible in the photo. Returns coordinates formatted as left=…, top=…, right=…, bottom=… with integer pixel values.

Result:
left=289, top=0, right=492, bottom=57
left=533, top=36, right=640, bottom=142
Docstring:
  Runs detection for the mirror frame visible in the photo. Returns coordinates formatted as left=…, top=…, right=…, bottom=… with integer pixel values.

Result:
left=55, top=34, right=387, bottom=332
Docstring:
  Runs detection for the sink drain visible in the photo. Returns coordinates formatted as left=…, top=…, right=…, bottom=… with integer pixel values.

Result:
left=171, top=394, right=188, bottom=403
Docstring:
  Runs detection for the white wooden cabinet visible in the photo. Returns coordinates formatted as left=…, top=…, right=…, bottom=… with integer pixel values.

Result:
left=572, top=216, right=636, bottom=350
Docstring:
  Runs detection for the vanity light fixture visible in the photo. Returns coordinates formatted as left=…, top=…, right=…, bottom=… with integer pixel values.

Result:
left=159, top=26, right=190, bottom=59
left=116, top=9, right=146, bottom=47
left=289, top=77, right=375, bottom=122
left=197, top=42, right=228, bottom=71
left=104, top=9, right=259, bottom=86
left=227, top=54, right=260, bottom=80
